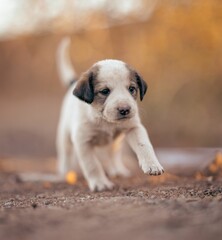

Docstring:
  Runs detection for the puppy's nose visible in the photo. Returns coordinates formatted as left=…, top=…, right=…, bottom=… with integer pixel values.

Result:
left=117, top=106, right=131, bottom=116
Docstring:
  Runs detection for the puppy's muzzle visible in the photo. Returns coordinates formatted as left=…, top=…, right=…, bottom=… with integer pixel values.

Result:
left=117, top=105, right=131, bottom=119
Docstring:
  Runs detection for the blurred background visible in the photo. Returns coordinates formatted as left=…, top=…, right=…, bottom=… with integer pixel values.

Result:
left=0, top=0, right=222, bottom=159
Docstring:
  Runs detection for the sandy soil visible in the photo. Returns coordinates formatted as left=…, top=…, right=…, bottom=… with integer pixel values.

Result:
left=0, top=173, right=222, bottom=240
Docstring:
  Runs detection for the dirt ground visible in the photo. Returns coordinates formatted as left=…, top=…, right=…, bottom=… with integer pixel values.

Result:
left=0, top=173, right=222, bottom=240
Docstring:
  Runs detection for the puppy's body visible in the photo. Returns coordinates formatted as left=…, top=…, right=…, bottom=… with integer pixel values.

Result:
left=57, top=38, right=164, bottom=191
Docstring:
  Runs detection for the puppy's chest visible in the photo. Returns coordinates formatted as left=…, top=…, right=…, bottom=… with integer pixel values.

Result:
left=89, top=129, right=122, bottom=147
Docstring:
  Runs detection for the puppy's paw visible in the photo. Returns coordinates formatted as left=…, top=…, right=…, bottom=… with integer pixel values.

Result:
left=88, top=176, right=114, bottom=192
left=148, top=164, right=164, bottom=176
left=141, top=161, right=164, bottom=176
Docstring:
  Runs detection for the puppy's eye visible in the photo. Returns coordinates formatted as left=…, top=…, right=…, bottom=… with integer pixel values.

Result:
left=99, top=88, right=110, bottom=96
left=129, top=86, right=136, bottom=95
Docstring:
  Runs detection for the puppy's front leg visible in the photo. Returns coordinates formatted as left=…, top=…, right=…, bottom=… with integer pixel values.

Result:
left=75, top=142, right=114, bottom=191
left=126, top=124, right=164, bottom=175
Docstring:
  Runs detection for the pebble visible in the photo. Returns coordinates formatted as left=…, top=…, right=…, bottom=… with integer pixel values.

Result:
left=4, top=201, right=14, bottom=208
left=31, top=203, right=38, bottom=209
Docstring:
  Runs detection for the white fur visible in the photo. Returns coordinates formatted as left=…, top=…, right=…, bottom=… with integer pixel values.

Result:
left=56, top=37, right=164, bottom=191
left=56, top=37, right=77, bottom=86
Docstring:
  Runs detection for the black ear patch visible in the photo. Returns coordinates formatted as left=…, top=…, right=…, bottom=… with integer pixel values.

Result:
left=135, top=72, right=147, bottom=101
left=73, top=68, right=97, bottom=104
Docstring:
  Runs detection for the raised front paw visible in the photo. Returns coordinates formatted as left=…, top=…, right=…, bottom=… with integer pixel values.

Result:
left=88, top=175, right=114, bottom=192
left=141, top=161, right=164, bottom=176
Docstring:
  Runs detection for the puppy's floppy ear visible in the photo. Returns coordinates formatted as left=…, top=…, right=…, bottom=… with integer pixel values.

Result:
left=135, top=72, right=147, bottom=101
left=73, top=67, right=97, bottom=104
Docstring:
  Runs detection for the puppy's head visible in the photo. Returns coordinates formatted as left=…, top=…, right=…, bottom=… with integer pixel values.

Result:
left=73, top=60, right=147, bottom=123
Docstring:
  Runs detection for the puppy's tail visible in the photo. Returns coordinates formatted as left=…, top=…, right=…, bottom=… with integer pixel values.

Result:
left=56, top=37, right=77, bottom=87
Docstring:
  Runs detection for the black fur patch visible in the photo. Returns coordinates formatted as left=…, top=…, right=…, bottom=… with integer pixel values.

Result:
left=135, top=72, right=147, bottom=101
left=126, top=63, right=148, bottom=101
left=73, top=66, right=98, bottom=104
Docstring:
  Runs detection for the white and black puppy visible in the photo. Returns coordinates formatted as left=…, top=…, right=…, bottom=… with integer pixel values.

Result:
left=56, top=37, right=164, bottom=191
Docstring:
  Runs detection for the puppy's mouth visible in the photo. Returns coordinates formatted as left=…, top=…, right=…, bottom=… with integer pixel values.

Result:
left=102, top=114, right=132, bottom=123
left=114, top=114, right=134, bottom=122
left=116, top=115, right=131, bottom=121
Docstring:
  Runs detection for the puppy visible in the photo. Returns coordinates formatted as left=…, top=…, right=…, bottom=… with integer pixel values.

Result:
left=56, top=37, right=164, bottom=191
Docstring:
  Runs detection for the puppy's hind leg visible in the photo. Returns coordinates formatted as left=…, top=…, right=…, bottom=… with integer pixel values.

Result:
left=56, top=128, right=72, bottom=177
left=105, top=135, right=131, bottom=178
left=19, top=124, right=73, bottom=183
left=106, top=149, right=131, bottom=178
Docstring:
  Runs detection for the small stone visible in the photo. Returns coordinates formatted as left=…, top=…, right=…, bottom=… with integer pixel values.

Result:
left=31, top=203, right=38, bottom=209
left=4, top=201, right=13, bottom=208
left=44, top=200, right=51, bottom=205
